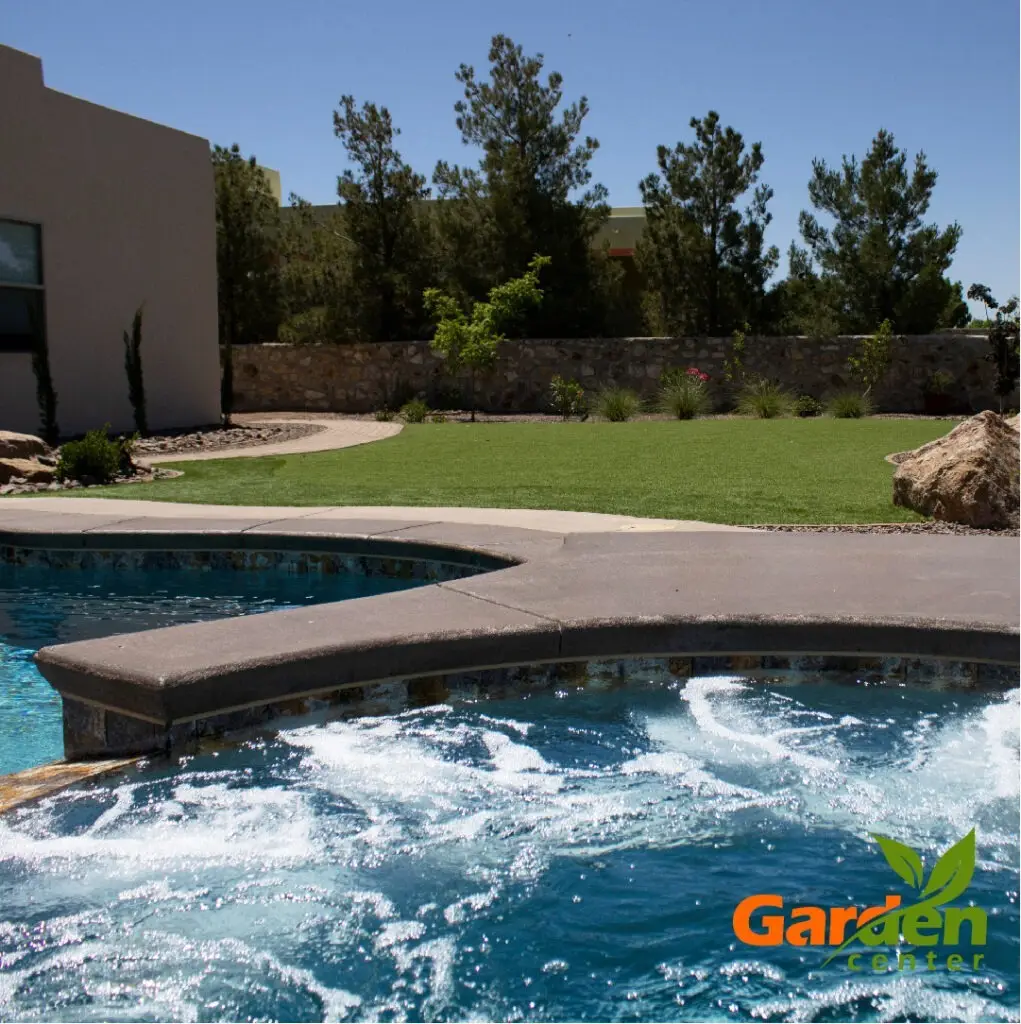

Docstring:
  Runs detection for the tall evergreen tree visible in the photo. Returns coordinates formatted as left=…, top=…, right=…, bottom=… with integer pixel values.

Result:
left=333, top=96, right=432, bottom=341
left=790, top=129, right=963, bottom=334
left=211, top=144, right=282, bottom=419
left=433, top=35, right=618, bottom=336
left=636, top=111, right=779, bottom=336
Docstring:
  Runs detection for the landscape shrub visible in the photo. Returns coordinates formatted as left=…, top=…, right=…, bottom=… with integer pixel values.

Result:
left=549, top=375, right=587, bottom=420
left=658, top=367, right=711, bottom=419
left=374, top=408, right=396, bottom=422
left=736, top=378, right=794, bottom=418
left=430, top=413, right=448, bottom=423
left=793, top=394, right=822, bottom=417
left=56, top=426, right=136, bottom=483
left=925, top=369, right=954, bottom=395
left=400, top=399, right=429, bottom=423
left=826, top=391, right=873, bottom=418
left=596, top=387, right=641, bottom=422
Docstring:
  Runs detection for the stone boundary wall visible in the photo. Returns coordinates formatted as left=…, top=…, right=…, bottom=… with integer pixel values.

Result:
left=233, top=332, right=1012, bottom=415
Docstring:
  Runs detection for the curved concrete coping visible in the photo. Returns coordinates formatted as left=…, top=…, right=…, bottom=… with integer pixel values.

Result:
left=0, top=507, right=1016, bottom=755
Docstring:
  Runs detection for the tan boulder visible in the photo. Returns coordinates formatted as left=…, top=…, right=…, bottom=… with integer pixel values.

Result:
left=890, top=411, right=1020, bottom=529
left=0, top=430, right=50, bottom=460
left=0, top=457, right=56, bottom=484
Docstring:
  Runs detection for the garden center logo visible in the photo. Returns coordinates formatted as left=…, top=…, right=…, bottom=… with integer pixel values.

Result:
left=732, top=829, right=988, bottom=973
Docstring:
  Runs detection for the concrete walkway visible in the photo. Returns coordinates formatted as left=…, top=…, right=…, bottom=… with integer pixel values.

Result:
left=141, top=416, right=402, bottom=465
left=4, top=496, right=752, bottom=533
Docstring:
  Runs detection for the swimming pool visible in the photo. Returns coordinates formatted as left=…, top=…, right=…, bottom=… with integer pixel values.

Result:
left=0, top=673, right=1017, bottom=1022
left=0, top=555, right=446, bottom=776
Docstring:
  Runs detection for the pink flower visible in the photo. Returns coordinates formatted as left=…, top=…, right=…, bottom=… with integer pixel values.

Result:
left=686, top=367, right=710, bottom=383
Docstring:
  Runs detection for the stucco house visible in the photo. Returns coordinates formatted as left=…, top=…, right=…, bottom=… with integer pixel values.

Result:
left=0, top=44, right=220, bottom=438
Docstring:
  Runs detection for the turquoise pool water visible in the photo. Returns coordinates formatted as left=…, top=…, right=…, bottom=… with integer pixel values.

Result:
left=0, top=562, right=427, bottom=776
left=0, top=676, right=1017, bottom=1022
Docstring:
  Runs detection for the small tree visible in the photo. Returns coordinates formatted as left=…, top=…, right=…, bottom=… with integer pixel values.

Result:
left=212, top=144, right=281, bottom=423
left=967, top=283, right=996, bottom=324
left=847, top=319, right=895, bottom=400
left=425, top=255, right=550, bottom=421
left=122, top=305, right=147, bottom=435
left=970, top=286, right=1021, bottom=411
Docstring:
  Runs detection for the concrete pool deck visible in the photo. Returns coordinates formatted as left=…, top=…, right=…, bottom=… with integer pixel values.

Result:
left=0, top=497, right=1018, bottom=770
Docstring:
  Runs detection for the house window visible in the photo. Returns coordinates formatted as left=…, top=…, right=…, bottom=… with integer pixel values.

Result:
left=0, top=219, right=44, bottom=353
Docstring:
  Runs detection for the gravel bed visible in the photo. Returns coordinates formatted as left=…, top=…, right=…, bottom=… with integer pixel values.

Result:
left=749, top=522, right=1019, bottom=537
left=131, top=422, right=324, bottom=456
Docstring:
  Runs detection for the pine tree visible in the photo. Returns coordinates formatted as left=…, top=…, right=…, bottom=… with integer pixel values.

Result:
left=333, top=96, right=432, bottom=341
left=636, top=111, right=779, bottom=336
left=790, top=129, right=962, bottom=334
left=433, top=35, right=616, bottom=336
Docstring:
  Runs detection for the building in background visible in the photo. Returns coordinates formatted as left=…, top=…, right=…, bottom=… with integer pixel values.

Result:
left=0, top=44, right=220, bottom=437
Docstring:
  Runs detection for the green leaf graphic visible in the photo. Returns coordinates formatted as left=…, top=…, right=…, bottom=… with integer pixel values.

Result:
left=921, top=828, right=976, bottom=903
left=872, top=833, right=924, bottom=889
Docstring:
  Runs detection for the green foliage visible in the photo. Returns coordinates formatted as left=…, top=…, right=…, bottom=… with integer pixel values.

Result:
left=425, top=255, right=550, bottom=420
left=122, top=305, right=147, bottom=435
left=30, top=309, right=59, bottom=445
left=333, top=96, right=433, bottom=341
left=793, top=394, right=822, bottom=417
left=56, top=426, right=135, bottom=483
left=637, top=112, right=779, bottom=335
left=966, top=283, right=997, bottom=322
left=212, top=144, right=282, bottom=420
left=736, top=377, right=794, bottom=418
left=432, top=35, right=616, bottom=337
left=549, top=375, right=587, bottom=420
left=723, top=322, right=749, bottom=385
left=374, top=408, right=396, bottom=422
left=826, top=390, right=873, bottom=418
left=925, top=369, right=955, bottom=395
left=277, top=307, right=330, bottom=346
left=847, top=319, right=895, bottom=397
left=658, top=378, right=711, bottom=420
left=790, top=129, right=963, bottom=334
left=981, top=293, right=1020, bottom=411
left=430, top=413, right=448, bottom=423
left=596, top=386, right=641, bottom=422
left=400, top=399, right=430, bottom=423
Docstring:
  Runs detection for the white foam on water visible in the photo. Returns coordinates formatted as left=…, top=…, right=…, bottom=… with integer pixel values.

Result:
left=0, top=676, right=1016, bottom=1020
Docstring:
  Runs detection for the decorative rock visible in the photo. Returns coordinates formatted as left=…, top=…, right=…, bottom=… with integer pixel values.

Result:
left=0, top=430, right=50, bottom=460
left=890, top=411, right=1020, bottom=530
left=0, top=457, right=56, bottom=484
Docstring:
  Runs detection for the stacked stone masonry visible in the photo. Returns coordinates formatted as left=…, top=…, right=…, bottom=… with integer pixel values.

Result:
left=232, top=332, right=1012, bottom=416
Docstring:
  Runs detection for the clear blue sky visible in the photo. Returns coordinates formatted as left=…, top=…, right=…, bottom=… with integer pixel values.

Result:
left=5, top=0, right=1019, bottom=313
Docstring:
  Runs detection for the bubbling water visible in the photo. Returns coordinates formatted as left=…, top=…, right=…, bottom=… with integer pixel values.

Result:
left=0, top=676, right=1017, bottom=1022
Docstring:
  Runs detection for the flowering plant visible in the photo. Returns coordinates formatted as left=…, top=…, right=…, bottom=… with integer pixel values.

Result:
left=659, top=366, right=713, bottom=419
left=685, top=367, right=711, bottom=383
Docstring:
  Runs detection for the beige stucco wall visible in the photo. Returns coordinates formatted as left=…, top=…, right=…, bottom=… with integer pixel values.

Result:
left=0, top=45, right=220, bottom=437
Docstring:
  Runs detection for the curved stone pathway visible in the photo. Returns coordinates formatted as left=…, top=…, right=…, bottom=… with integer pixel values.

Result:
left=138, top=415, right=402, bottom=465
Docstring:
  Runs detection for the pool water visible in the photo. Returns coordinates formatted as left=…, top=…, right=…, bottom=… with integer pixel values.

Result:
left=0, top=563, right=426, bottom=776
left=0, top=676, right=1017, bottom=1022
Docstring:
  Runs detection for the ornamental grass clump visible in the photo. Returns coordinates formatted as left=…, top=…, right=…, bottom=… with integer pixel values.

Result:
left=658, top=367, right=711, bottom=420
left=826, top=391, right=873, bottom=418
left=736, top=378, right=794, bottom=419
left=596, top=387, right=642, bottom=422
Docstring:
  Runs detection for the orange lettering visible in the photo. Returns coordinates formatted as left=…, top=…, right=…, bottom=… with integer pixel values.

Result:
left=733, top=894, right=784, bottom=946
left=829, top=906, right=859, bottom=945
left=786, top=906, right=827, bottom=945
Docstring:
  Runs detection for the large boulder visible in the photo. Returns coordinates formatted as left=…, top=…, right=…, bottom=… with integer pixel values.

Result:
left=890, top=411, right=1020, bottom=529
left=0, top=430, right=50, bottom=460
left=0, top=457, right=56, bottom=484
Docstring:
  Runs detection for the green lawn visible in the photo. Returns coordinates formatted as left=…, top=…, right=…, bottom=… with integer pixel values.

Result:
left=84, top=419, right=956, bottom=524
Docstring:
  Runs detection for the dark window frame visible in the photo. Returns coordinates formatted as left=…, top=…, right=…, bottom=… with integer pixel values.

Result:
left=0, top=218, right=45, bottom=354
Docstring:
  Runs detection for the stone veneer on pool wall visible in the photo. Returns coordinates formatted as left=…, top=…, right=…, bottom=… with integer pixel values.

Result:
left=231, top=331, right=1014, bottom=415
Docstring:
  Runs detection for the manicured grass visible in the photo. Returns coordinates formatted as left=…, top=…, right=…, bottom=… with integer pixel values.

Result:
left=87, top=419, right=957, bottom=524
